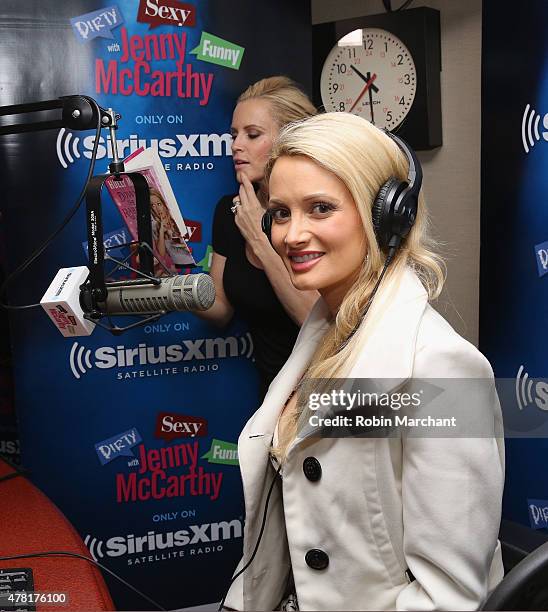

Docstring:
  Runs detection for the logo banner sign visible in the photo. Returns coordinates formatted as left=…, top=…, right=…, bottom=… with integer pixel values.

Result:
left=481, top=0, right=548, bottom=535
left=0, top=0, right=312, bottom=608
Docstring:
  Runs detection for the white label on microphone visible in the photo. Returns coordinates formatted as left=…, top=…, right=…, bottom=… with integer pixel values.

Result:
left=40, top=266, right=95, bottom=337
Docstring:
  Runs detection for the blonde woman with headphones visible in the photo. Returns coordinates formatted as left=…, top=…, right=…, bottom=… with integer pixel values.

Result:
left=222, top=113, right=504, bottom=611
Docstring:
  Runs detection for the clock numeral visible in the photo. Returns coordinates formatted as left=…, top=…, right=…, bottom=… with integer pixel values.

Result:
left=384, top=42, right=388, bottom=52
left=339, top=102, right=346, bottom=111
left=402, top=74, right=411, bottom=85
left=365, top=39, right=373, bottom=50
left=365, top=50, right=373, bottom=56
left=396, top=54, right=404, bottom=65
left=398, top=96, right=406, bottom=105
left=336, top=63, right=347, bottom=74
left=386, top=110, right=393, bottom=122
left=331, top=83, right=339, bottom=93
left=347, top=48, right=356, bottom=59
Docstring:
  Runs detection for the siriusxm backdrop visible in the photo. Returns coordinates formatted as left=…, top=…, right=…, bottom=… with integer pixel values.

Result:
left=481, top=1, right=548, bottom=534
left=0, top=1, right=311, bottom=609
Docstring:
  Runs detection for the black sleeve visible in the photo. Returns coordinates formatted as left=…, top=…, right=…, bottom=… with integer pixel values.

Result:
left=212, top=195, right=234, bottom=257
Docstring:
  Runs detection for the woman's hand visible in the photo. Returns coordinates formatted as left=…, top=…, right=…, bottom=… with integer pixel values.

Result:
left=233, top=175, right=318, bottom=326
left=233, top=173, right=268, bottom=247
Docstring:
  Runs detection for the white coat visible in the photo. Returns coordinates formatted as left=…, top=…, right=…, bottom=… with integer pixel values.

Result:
left=224, top=268, right=505, bottom=611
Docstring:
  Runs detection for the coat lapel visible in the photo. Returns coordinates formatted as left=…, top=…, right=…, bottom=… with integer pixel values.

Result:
left=237, top=298, right=332, bottom=514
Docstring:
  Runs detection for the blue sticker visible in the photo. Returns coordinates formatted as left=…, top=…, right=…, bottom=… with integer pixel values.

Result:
left=95, top=427, right=142, bottom=465
left=70, top=6, right=124, bottom=43
left=528, top=499, right=548, bottom=529
left=534, top=240, right=548, bottom=277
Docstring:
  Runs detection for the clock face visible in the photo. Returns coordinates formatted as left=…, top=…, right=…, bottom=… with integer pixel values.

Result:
left=320, top=27, right=417, bottom=130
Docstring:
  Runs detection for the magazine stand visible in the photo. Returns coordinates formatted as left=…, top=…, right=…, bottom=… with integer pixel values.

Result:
left=80, top=170, right=159, bottom=331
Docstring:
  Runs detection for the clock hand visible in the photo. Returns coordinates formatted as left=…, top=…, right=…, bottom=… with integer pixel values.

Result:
left=368, top=73, right=375, bottom=124
left=349, top=73, right=377, bottom=113
left=350, top=64, right=379, bottom=93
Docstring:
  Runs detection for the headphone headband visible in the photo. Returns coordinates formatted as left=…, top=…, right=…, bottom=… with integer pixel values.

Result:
left=372, top=129, right=422, bottom=254
left=382, top=129, right=422, bottom=197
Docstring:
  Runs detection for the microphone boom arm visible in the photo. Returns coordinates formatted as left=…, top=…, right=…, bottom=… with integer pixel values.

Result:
left=0, top=95, right=111, bottom=135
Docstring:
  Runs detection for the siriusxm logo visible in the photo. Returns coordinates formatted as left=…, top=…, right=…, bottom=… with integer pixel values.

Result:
left=84, top=519, right=242, bottom=560
left=56, top=128, right=232, bottom=168
left=515, top=365, right=548, bottom=411
left=69, top=333, right=254, bottom=379
left=521, top=104, right=548, bottom=154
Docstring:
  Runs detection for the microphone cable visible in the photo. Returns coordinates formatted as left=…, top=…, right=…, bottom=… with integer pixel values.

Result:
left=336, top=253, right=393, bottom=354
left=217, top=464, right=282, bottom=611
left=0, top=98, right=103, bottom=311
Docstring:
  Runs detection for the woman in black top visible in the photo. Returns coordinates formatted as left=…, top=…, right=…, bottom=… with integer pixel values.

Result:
left=197, top=77, right=318, bottom=399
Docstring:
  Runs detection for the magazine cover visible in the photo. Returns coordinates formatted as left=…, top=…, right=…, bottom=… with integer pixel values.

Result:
left=106, top=147, right=195, bottom=276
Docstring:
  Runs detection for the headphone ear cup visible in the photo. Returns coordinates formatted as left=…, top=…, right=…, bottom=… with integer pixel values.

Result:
left=372, top=177, right=400, bottom=250
left=261, top=211, right=272, bottom=244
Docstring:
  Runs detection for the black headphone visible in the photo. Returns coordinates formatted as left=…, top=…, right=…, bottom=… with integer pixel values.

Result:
left=261, top=129, right=422, bottom=257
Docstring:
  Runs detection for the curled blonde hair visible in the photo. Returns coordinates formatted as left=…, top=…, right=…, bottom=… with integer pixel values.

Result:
left=266, top=113, right=445, bottom=460
left=237, top=76, right=316, bottom=128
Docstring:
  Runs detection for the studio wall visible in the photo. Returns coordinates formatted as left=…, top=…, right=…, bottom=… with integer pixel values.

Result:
left=0, top=1, right=312, bottom=608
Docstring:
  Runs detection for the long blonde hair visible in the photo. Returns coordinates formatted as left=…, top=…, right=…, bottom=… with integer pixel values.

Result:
left=266, top=113, right=445, bottom=460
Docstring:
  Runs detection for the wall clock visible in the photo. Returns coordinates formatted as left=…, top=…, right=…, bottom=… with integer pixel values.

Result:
left=320, top=27, right=417, bottom=130
left=313, top=8, right=442, bottom=150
